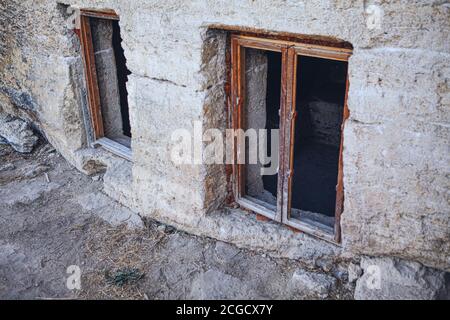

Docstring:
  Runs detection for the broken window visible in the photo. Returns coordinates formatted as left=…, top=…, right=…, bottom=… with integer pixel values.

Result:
left=78, top=9, right=132, bottom=159
left=231, top=35, right=351, bottom=242
left=243, top=49, right=281, bottom=213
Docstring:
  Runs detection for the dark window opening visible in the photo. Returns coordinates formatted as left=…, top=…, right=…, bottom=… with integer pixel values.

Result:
left=112, top=20, right=131, bottom=138
left=90, top=16, right=131, bottom=148
left=243, top=49, right=281, bottom=209
left=291, top=56, right=348, bottom=221
left=262, top=51, right=282, bottom=202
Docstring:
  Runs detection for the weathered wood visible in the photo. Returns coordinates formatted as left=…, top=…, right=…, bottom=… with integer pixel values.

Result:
left=334, top=76, right=350, bottom=243
left=231, top=35, right=281, bottom=220
left=281, top=47, right=297, bottom=225
left=284, top=215, right=336, bottom=244
left=80, top=9, right=119, bottom=21
left=79, top=15, right=104, bottom=140
left=237, top=40, right=245, bottom=199
left=233, top=35, right=284, bottom=53
left=237, top=197, right=276, bottom=220
left=231, top=37, right=241, bottom=201
left=294, top=46, right=351, bottom=62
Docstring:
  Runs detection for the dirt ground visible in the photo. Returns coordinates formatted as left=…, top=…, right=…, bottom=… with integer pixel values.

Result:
left=0, top=142, right=353, bottom=300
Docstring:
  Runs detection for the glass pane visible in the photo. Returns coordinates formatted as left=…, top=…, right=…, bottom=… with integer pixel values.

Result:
left=290, top=55, right=348, bottom=227
left=243, top=48, right=282, bottom=209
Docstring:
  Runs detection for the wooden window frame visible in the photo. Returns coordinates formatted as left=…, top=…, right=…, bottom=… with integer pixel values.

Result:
left=230, top=34, right=351, bottom=243
left=77, top=9, right=132, bottom=161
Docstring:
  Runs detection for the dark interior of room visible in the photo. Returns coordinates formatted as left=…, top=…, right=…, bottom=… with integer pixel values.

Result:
left=112, top=20, right=132, bottom=138
left=291, top=56, right=348, bottom=218
left=261, top=51, right=282, bottom=200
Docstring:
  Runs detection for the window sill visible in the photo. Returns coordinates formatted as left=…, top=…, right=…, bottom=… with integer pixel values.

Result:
left=283, top=216, right=336, bottom=244
left=236, top=197, right=338, bottom=245
left=92, top=137, right=132, bottom=161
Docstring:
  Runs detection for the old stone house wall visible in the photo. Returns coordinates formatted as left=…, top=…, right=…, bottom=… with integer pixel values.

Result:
left=1, top=0, right=449, bottom=297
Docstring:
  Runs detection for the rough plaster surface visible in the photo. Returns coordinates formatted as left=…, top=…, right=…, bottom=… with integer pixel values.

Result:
left=0, top=1, right=87, bottom=166
left=288, top=269, right=338, bottom=299
left=355, top=256, right=449, bottom=300
left=188, top=269, right=259, bottom=299
left=0, top=0, right=449, bottom=280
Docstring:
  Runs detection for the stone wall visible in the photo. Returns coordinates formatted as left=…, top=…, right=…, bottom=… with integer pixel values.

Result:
left=1, top=0, right=449, bottom=278
left=0, top=1, right=87, bottom=165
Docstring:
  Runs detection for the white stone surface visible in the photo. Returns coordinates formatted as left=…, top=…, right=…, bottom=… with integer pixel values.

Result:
left=189, top=269, right=257, bottom=300
left=0, top=113, right=38, bottom=153
left=0, top=179, right=61, bottom=206
left=355, top=256, right=449, bottom=300
left=75, top=192, right=143, bottom=229
left=288, top=269, right=337, bottom=299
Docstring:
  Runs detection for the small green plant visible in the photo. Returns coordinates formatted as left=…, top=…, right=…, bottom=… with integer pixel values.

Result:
left=105, top=268, right=145, bottom=287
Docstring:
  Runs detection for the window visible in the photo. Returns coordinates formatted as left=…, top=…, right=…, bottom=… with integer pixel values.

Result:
left=78, top=9, right=132, bottom=160
left=230, top=35, right=351, bottom=243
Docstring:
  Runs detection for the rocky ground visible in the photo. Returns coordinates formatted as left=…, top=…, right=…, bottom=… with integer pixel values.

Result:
left=0, top=142, right=354, bottom=300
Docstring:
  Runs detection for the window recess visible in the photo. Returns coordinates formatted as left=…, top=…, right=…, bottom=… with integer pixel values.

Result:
left=230, top=35, right=351, bottom=243
left=78, top=9, right=132, bottom=161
